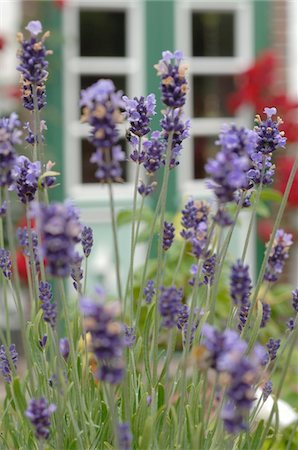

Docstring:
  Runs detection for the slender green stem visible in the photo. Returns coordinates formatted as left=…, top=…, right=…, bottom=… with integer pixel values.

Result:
left=135, top=193, right=162, bottom=329
left=257, top=314, right=298, bottom=449
left=0, top=189, right=10, bottom=345
left=209, top=196, right=244, bottom=323
left=152, top=130, right=174, bottom=386
left=108, top=182, right=123, bottom=304
left=124, top=138, right=142, bottom=321
left=171, top=240, right=187, bottom=284
left=26, top=206, right=39, bottom=313
left=59, top=279, right=88, bottom=441
left=83, top=257, right=88, bottom=295
left=242, top=154, right=298, bottom=341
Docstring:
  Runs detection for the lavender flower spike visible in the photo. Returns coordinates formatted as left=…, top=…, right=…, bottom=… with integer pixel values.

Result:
left=25, top=397, right=56, bottom=440
left=123, top=93, right=156, bottom=137
left=82, top=225, right=94, bottom=257
left=292, top=288, right=298, bottom=313
left=158, top=286, right=183, bottom=328
left=0, top=344, right=18, bottom=382
left=80, top=294, right=125, bottom=384
left=255, top=107, right=286, bottom=155
left=264, top=229, right=293, bottom=283
left=154, top=50, right=188, bottom=108
left=0, top=113, right=21, bottom=187
left=118, top=422, right=132, bottom=450
left=59, top=338, right=70, bottom=360
left=36, top=202, right=81, bottom=278
left=11, top=155, right=41, bottom=203
left=162, top=221, right=175, bottom=251
left=39, top=281, right=57, bottom=328
left=144, top=280, right=155, bottom=304
left=0, top=248, right=12, bottom=280
left=17, top=21, right=52, bottom=111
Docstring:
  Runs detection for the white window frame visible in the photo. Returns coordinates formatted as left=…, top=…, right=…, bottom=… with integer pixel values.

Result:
left=175, top=0, right=254, bottom=198
left=63, top=0, right=144, bottom=203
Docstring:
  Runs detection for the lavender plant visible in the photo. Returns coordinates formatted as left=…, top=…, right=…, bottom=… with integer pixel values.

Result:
left=0, top=21, right=297, bottom=450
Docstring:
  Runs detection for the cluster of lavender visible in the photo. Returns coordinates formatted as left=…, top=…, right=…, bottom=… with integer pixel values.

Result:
left=205, top=107, right=286, bottom=210
left=230, top=260, right=252, bottom=331
left=264, top=229, right=293, bottom=282
left=39, top=281, right=57, bottom=328
left=80, top=294, right=125, bottom=384
left=199, top=325, right=266, bottom=432
left=17, top=21, right=51, bottom=112
left=123, top=51, right=190, bottom=197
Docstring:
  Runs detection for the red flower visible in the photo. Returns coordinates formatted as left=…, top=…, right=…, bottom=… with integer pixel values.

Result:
left=275, top=156, right=298, bottom=207
left=0, top=35, right=5, bottom=51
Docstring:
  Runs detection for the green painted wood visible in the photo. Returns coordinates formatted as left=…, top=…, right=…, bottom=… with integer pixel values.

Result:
left=39, top=2, right=64, bottom=202
left=145, top=0, right=177, bottom=214
left=254, top=0, right=270, bottom=55
left=254, top=0, right=270, bottom=272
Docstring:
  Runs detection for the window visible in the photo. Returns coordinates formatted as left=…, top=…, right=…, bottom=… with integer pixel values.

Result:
left=176, top=1, right=253, bottom=192
left=63, top=1, right=143, bottom=200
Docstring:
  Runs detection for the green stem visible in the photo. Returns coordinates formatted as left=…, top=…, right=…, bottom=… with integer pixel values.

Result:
left=209, top=196, right=244, bottom=323
left=152, top=130, right=174, bottom=386
left=59, top=279, right=88, bottom=441
left=26, top=206, right=39, bottom=313
left=242, top=154, right=298, bottom=341
left=108, top=182, right=123, bottom=305
left=257, top=314, right=298, bottom=449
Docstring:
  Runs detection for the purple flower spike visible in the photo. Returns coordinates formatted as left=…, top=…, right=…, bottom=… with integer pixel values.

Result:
left=144, top=280, right=155, bottom=304
left=118, top=423, right=132, bottom=450
left=0, top=113, right=21, bottom=187
left=36, top=202, right=81, bottom=278
left=261, top=302, right=271, bottom=328
left=80, top=294, right=125, bottom=384
left=263, top=380, right=273, bottom=401
left=59, top=338, right=70, bottom=360
left=154, top=50, right=188, bottom=108
left=162, top=221, right=175, bottom=251
left=292, top=288, right=298, bottom=313
left=266, top=338, right=281, bottom=361
left=160, top=109, right=190, bottom=169
left=82, top=225, right=93, bottom=258
left=80, top=79, right=124, bottom=183
left=138, top=181, right=157, bottom=197
left=158, top=286, right=183, bottom=328
left=17, top=227, right=40, bottom=272
left=17, top=21, right=51, bottom=110
left=143, top=131, right=166, bottom=174
left=11, top=155, right=41, bottom=203
left=25, top=397, right=56, bottom=440
left=230, top=260, right=252, bottom=307
left=0, top=344, right=18, bottom=383
left=25, top=20, right=43, bottom=36
left=255, top=108, right=286, bottom=154
left=39, top=281, right=57, bottom=328
left=0, top=248, right=12, bottom=280
left=39, top=335, right=47, bottom=349
left=264, top=229, right=293, bottom=283
left=123, top=326, right=136, bottom=348
left=123, top=93, right=156, bottom=137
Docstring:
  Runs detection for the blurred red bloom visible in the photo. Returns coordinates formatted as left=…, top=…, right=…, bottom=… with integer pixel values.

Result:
left=275, top=156, right=298, bottom=207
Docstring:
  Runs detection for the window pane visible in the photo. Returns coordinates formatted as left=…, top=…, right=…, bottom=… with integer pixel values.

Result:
left=192, top=12, right=234, bottom=57
left=80, top=75, right=126, bottom=94
left=193, top=75, right=235, bottom=117
left=80, top=10, right=126, bottom=57
left=81, top=138, right=128, bottom=184
left=193, top=136, right=217, bottom=179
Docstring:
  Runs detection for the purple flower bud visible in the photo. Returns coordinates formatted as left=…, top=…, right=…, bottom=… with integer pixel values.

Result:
left=262, top=380, right=272, bottom=401
left=0, top=201, right=7, bottom=217
left=266, top=338, right=280, bottom=361
left=59, top=338, right=70, bottom=360
left=39, top=334, right=47, bottom=349
left=25, top=20, right=42, bottom=36
left=138, top=181, right=157, bottom=197
left=123, top=94, right=156, bottom=137
left=292, top=288, right=298, bottom=313
left=260, top=302, right=271, bottom=328
left=287, top=317, right=295, bottom=331
left=123, top=326, right=136, bottom=348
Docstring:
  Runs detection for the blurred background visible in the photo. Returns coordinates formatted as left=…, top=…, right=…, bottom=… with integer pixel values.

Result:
left=1, top=0, right=298, bottom=295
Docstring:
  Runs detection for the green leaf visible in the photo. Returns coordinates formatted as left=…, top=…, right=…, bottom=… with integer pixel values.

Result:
left=256, top=200, right=271, bottom=218
left=260, top=188, right=283, bottom=203
left=103, top=442, right=114, bottom=450
left=12, top=377, right=26, bottom=414
left=116, top=207, right=153, bottom=227
left=139, top=416, right=154, bottom=450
